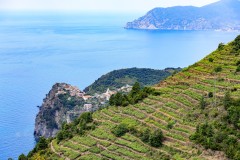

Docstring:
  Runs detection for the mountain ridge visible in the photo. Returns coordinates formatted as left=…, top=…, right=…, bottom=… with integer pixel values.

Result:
left=125, top=0, right=240, bottom=31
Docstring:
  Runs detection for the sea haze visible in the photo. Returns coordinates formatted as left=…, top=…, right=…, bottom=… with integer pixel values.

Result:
left=0, top=12, right=238, bottom=159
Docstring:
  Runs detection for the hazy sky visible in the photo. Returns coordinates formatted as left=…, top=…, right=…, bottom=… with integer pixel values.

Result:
left=0, top=0, right=219, bottom=12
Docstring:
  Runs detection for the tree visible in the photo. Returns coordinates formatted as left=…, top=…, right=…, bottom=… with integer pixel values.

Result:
left=36, top=137, right=48, bottom=151
left=18, top=154, right=27, bottom=160
left=218, top=43, right=225, bottom=50
left=109, top=94, right=115, bottom=106
left=208, top=92, right=213, bottom=98
left=236, top=66, right=240, bottom=72
left=223, top=92, right=231, bottom=110
left=141, top=128, right=150, bottom=143
left=232, top=35, right=240, bottom=53
left=214, top=66, right=222, bottom=73
left=130, top=82, right=141, bottom=97
left=79, top=112, right=93, bottom=123
left=209, top=58, right=214, bottom=62
left=149, top=129, right=163, bottom=147
left=112, top=124, right=128, bottom=137
left=114, top=92, right=124, bottom=106
left=200, top=96, right=206, bottom=110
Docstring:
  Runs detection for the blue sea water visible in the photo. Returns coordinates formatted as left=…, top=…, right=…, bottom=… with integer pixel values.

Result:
left=0, top=12, right=238, bottom=159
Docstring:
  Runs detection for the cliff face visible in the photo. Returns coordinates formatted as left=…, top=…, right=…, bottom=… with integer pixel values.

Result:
left=34, top=82, right=127, bottom=140
left=34, top=83, right=86, bottom=140
left=125, top=0, right=240, bottom=31
left=34, top=68, right=180, bottom=140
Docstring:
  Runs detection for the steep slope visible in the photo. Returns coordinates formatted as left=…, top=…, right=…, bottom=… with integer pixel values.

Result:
left=125, top=0, right=240, bottom=30
left=34, top=68, right=179, bottom=140
left=34, top=83, right=86, bottom=140
left=84, top=67, right=181, bottom=95
left=26, top=36, right=240, bottom=160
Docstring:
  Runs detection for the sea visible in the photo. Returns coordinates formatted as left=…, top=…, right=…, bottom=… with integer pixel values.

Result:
left=0, top=12, right=238, bottom=159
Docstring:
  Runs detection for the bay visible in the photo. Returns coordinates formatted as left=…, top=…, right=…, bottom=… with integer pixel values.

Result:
left=0, top=12, right=238, bottom=159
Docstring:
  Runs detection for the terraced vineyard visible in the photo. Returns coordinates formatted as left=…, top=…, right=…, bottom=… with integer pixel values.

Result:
left=27, top=36, right=240, bottom=160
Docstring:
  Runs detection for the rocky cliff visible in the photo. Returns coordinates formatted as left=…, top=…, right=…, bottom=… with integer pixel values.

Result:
left=34, top=82, right=129, bottom=140
left=125, top=0, right=240, bottom=31
left=34, top=68, right=180, bottom=140
left=34, top=83, right=87, bottom=140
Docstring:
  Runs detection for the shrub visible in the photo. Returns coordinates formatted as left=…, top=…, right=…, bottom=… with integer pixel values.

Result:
left=149, top=129, right=163, bottom=147
left=236, top=60, right=240, bottom=66
left=36, top=137, right=48, bottom=151
left=200, top=96, right=206, bottom=110
left=140, top=128, right=150, bottom=143
left=167, top=120, right=175, bottom=129
left=223, top=92, right=231, bottom=110
left=232, top=35, right=240, bottom=53
left=214, top=66, right=222, bottom=73
left=56, top=112, right=94, bottom=142
left=18, top=154, right=27, bottom=160
left=208, top=92, right=213, bottom=98
left=109, top=82, right=156, bottom=106
left=79, top=112, right=93, bottom=123
left=236, top=66, right=240, bottom=72
left=112, top=124, right=129, bottom=137
left=191, top=94, right=240, bottom=159
left=218, top=43, right=225, bottom=50
left=208, top=57, right=214, bottom=62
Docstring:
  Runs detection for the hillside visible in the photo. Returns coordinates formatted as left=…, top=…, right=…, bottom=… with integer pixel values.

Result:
left=34, top=68, right=179, bottom=140
left=84, top=68, right=181, bottom=95
left=125, top=0, right=240, bottom=30
left=24, top=36, right=240, bottom=160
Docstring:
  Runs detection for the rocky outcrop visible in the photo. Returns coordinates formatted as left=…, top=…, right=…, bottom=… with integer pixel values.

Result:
left=34, top=68, right=181, bottom=140
left=34, top=83, right=86, bottom=140
left=125, top=0, right=240, bottom=31
left=34, top=83, right=126, bottom=140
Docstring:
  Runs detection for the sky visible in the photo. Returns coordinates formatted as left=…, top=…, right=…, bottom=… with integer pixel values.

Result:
left=0, top=0, right=219, bottom=13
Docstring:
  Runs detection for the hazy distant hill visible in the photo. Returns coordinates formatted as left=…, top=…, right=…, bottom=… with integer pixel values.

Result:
left=125, top=0, right=240, bottom=31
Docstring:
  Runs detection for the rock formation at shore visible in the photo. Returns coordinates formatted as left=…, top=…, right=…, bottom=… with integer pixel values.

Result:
left=34, top=83, right=87, bottom=140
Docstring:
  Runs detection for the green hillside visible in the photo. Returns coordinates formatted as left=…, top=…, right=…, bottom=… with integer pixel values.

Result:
left=84, top=68, right=181, bottom=95
left=23, top=36, right=240, bottom=160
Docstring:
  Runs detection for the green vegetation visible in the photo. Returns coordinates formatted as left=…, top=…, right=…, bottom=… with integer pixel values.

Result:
left=21, top=137, right=51, bottom=159
left=56, top=112, right=95, bottom=142
left=84, top=67, right=181, bottom=94
left=190, top=93, right=240, bottom=159
left=111, top=122, right=163, bottom=148
left=41, top=92, right=85, bottom=129
left=218, top=42, right=225, bottom=50
left=109, top=82, right=157, bottom=106
left=232, top=35, right=240, bottom=54
left=208, top=57, right=214, bottom=62
left=199, top=96, right=206, bottom=110
left=25, top=35, right=240, bottom=160
left=214, top=66, right=222, bottom=73
left=111, top=123, right=129, bottom=137
left=18, top=154, right=27, bottom=160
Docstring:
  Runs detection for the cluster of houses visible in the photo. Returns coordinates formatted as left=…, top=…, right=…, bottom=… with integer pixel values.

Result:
left=83, top=84, right=133, bottom=111
left=63, top=84, right=132, bottom=122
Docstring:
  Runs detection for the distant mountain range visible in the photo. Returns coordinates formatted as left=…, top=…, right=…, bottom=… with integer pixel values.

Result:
left=125, top=0, right=240, bottom=31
